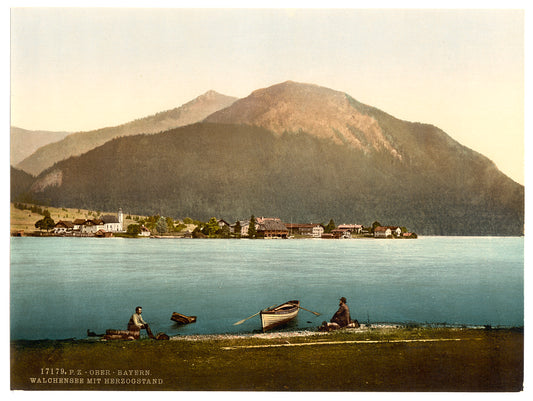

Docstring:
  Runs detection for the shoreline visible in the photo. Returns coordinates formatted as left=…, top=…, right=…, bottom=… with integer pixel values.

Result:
left=166, top=323, right=519, bottom=341
left=12, top=322, right=523, bottom=343
left=11, top=231, right=524, bottom=239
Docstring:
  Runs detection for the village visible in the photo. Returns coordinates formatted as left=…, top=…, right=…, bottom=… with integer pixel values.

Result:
left=11, top=203, right=417, bottom=239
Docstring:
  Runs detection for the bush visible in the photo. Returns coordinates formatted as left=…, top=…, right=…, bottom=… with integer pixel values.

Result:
left=126, top=224, right=142, bottom=236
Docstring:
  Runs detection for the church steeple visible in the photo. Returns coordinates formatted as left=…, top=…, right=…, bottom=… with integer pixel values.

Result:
left=118, top=208, right=124, bottom=230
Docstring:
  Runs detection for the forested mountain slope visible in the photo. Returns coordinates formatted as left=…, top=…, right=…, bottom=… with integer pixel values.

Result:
left=16, top=91, right=237, bottom=176
left=24, top=118, right=523, bottom=235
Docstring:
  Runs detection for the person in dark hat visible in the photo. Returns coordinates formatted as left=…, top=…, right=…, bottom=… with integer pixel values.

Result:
left=330, top=297, right=351, bottom=327
left=318, top=297, right=359, bottom=331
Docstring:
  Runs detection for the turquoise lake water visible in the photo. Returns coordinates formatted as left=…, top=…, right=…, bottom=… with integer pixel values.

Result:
left=10, top=236, right=523, bottom=340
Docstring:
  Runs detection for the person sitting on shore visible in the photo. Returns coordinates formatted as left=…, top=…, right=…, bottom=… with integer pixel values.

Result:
left=319, top=297, right=359, bottom=331
left=128, top=306, right=155, bottom=339
left=331, top=297, right=351, bottom=327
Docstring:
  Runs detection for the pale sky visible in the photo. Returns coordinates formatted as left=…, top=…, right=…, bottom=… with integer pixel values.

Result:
left=10, top=6, right=525, bottom=184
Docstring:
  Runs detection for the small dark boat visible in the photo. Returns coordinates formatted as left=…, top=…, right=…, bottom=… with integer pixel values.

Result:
left=171, top=312, right=197, bottom=325
left=260, top=300, right=300, bottom=332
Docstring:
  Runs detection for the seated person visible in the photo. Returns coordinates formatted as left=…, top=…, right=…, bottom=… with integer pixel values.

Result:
left=128, top=306, right=155, bottom=338
left=319, top=297, right=359, bottom=331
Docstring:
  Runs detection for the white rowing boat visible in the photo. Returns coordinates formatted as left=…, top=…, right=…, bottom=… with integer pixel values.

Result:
left=260, top=300, right=300, bottom=332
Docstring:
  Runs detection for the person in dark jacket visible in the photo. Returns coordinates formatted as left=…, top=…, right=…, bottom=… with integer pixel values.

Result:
left=319, top=297, right=359, bottom=331
left=330, top=297, right=351, bottom=327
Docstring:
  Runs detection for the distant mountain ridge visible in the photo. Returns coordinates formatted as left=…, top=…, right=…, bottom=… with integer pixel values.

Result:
left=10, top=127, right=70, bottom=167
left=16, top=90, right=238, bottom=176
left=16, top=81, right=524, bottom=235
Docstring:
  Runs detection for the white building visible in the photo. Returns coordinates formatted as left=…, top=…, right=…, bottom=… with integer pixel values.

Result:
left=337, top=224, right=363, bottom=234
left=79, top=209, right=124, bottom=235
left=374, top=226, right=392, bottom=238
left=231, top=220, right=251, bottom=237
left=312, top=225, right=324, bottom=238
left=80, top=219, right=105, bottom=234
left=53, top=220, right=74, bottom=234
left=101, top=209, right=124, bottom=232
left=139, top=225, right=151, bottom=237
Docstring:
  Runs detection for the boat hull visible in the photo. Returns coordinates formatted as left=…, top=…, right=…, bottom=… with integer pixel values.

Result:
left=171, top=312, right=197, bottom=325
left=260, top=300, right=300, bottom=332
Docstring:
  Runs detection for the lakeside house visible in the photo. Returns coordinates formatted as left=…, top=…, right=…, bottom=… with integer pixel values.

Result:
left=374, top=226, right=403, bottom=238
left=337, top=224, right=363, bottom=234
left=80, top=219, right=104, bottom=234
left=256, top=217, right=289, bottom=239
left=139, top=225, right=151, bottom=237
left=53, top=209, right=124, bottom=236
left=72, top=219, right=86, bottom=231
left=53, top=220, right=74, bottom=234
left=389, top=227, right=402, bottom=237
left=373, top=226, right=392, bottom=238
left=217, top=219, right=231, bottom=230
left=285, top=223, right=324, bottom=238
left=230, top=219, right=251, bottom=237
left=48, top=207, right=413, bottom=240
left=331, top=228, right=352, bottom=239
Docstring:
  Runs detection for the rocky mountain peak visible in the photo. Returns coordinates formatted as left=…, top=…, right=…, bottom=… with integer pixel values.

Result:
left=206, top=81, right=402, bottom=160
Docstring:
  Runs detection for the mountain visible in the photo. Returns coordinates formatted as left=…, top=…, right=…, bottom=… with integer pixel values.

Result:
left=205, top=81, right=401, bottom=159
left=19, top=81, right=524, bottom=236
left=15, top=90, right=238, bottom=176
left=10, top=166, right=35, bottom=202
left=10, top=127, right=70, bottom=166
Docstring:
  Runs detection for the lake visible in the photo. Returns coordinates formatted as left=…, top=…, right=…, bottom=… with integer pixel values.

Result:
left=10, top=236, right=523, bottom=340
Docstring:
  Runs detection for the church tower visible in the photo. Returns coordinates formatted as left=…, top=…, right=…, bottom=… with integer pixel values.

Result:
left=118, top=208, right=124, bottom=231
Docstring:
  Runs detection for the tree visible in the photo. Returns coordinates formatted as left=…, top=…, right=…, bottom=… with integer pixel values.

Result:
left=35, top=216, right=55, bottom=232
left=145, top=215, right=159, bottom=232
left=126, top=224, right=142, bottom=236
left=248, top=215, right=257, bottom=238
left=156, top=217, right=168, bottom=234
left=206, top=217, right=220, bottom=237
left=175, top=222, right=187, bottom=232
left=31, top=205, right=43, bottom=215
left=324, top=219, right=336, bottom=233
left=166, top=217, right=175, bottom=232
left=219, top=225, right=231, bottom=238
left=233, top=221, right=241, bottom=238
left=371, top=221, right=382, bottom=233
left=192, top=225, right=206, bottom=238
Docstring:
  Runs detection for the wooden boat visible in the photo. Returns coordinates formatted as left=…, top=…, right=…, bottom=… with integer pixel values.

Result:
left=103, top=329, right=140, bottom=340
left=260, top=300, right=300, bottom=332
left=171, top=312, right=197, bottom=325
left=102, top=329, right=168, bottom=341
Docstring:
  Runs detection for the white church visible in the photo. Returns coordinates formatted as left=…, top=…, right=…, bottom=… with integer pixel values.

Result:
left=54, top=208, right=125, bottom=236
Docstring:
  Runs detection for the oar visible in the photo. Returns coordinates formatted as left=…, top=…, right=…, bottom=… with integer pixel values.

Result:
left=233, top=305, right=276, bottom=325
left=233, top=311, right=261, bottom=325
left=298, top=306, right=321, bottom=316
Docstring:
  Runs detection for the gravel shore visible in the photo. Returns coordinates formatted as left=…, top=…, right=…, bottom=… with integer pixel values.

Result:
left=168, top=323, right=487, bottom=341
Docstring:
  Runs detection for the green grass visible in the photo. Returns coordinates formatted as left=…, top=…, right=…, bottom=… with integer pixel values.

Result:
left=10, top=203, right=145, bottom=234
left=11, top=327, right=523, bottom=391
